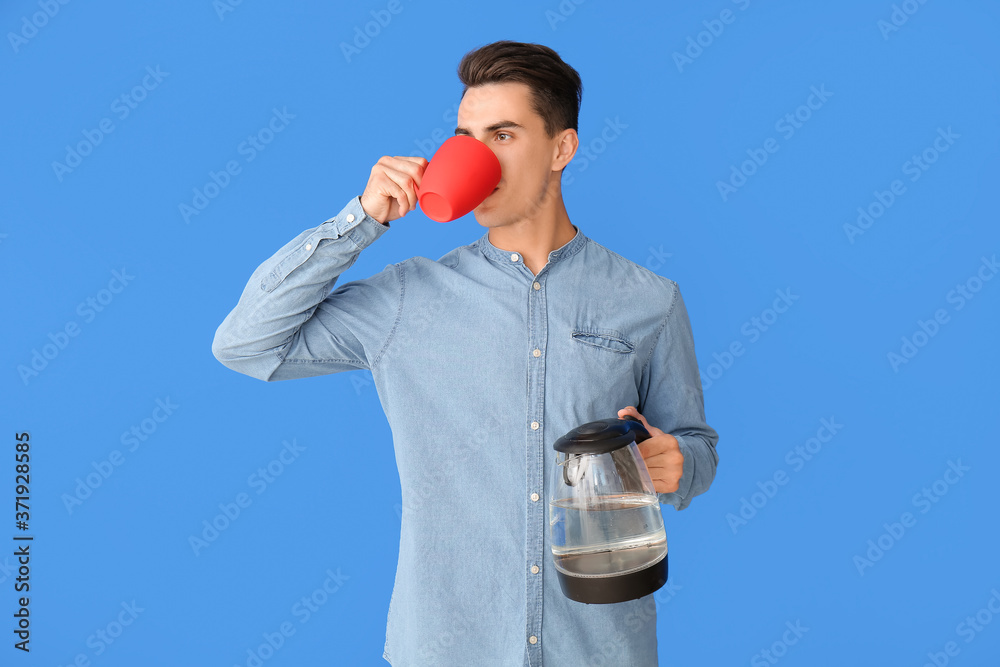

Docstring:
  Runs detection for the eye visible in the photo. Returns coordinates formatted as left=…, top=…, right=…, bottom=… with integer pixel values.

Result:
left=496, top=132, right=510, bottom=141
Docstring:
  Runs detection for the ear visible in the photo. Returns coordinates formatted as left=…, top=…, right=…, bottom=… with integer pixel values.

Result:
left=551, top=128, right=578, bottom=172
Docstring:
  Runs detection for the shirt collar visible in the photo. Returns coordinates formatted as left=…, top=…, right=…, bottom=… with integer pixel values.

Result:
left=476, top=224, right=587, bottom=267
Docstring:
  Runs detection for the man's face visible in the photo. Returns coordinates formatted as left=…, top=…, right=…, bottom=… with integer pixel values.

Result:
left=455, top=81, right=573, bottom=227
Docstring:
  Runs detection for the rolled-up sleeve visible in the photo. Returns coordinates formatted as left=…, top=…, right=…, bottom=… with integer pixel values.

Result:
left=212, top=195, right=401, bottom=382
left=638, top=280, right=720, bottom=511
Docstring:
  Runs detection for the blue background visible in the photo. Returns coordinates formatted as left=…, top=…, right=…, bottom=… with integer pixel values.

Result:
left=3, top=0, right=999, bottom=665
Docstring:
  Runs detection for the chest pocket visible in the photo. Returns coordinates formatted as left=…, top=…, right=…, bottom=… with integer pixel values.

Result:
left=571, top=328, right=636, bottom=354
left=569, top=328, right=639, bottom=405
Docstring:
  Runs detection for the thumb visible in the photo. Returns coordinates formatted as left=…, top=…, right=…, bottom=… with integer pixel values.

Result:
left=618, top=406, right=662, bottom=436
left=617, top=406, right=643, bottom=424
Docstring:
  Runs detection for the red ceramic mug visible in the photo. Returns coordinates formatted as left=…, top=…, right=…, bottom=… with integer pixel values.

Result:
left=416, top=135, right=501, bottom=222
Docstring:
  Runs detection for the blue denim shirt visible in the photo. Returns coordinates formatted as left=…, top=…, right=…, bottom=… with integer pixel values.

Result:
left=212, top=195, right=720, bottom=667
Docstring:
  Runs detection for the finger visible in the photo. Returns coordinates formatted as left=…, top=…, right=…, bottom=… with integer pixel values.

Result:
left=642, top=462, right=679, bottom=474
left=380, top=177, right=408, bottom=217
left=393, top=155, right=429, bottom=190
left=638, top=447, right=668, bottom=463
left=644, top=460, right=683, bottom=476
left=643, top=440, right=682, bottom=457
left=385, top=156, right=427, bottom=199
left=639, top=449, right=667, bottom=466
left=380, top=165, right=418, bottom=213
left=617, top=406, right=642, bottom=422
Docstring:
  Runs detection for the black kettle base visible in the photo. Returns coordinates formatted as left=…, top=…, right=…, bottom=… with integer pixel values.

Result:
left=556, top=553, right=668, bottom=604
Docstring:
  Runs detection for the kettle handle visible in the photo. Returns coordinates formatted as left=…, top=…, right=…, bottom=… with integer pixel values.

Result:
left=560, top=415, right=651, bottom=487
left=621, top=414, right=652, bottom=444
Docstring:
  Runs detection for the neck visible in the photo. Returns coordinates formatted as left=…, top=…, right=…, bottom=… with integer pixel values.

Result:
left=486, top=182, right=577, bottom=276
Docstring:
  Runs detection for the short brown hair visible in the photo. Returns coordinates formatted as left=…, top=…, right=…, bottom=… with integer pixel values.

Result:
left=457, top=40, right=582, bottom=140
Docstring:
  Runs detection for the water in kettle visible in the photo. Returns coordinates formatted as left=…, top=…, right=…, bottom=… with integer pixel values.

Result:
left=551, top=493, right=666, bottom=578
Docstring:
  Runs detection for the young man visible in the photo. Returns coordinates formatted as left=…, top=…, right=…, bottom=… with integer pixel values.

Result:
left=213, top=40, right=719, bottom=667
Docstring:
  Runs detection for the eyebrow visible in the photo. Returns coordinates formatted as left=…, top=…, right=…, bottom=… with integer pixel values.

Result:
left=454, top=120, right=525, bottom=136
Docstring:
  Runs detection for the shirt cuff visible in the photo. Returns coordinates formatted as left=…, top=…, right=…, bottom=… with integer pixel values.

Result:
left=330, top=196, right=390, bottom=251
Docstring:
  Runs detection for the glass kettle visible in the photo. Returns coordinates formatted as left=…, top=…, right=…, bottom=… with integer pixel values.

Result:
left=548, top=415, right=668, bottom=604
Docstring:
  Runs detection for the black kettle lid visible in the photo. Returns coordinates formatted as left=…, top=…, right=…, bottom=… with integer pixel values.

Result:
left=553, top=415, right=652, bottom=455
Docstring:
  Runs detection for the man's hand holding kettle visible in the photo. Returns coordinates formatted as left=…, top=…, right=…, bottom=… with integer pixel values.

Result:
left=618, top=406, right=684, bottom=494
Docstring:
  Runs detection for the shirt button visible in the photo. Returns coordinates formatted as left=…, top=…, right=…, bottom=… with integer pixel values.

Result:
left=531, top=421, right=539, bottom=430
left=529, top=636, right=538, bottom=645
left=532, top=349, right=541, bottom=357
left=510, top=253, right=519, bottom=262
left=530, top=492, right=539, bottom=502
left=346, top=214, right=355, bottom=223
left=305, top=243, right=312, bottom=251
left=531, top=565, right=539, bottom=574
left=533, top=282, right=540, bottom=290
